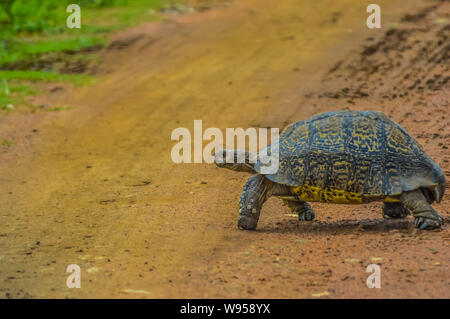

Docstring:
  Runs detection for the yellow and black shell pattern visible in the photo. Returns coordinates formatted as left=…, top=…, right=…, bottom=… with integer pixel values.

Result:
left=254, top=110, right=445, bottom=204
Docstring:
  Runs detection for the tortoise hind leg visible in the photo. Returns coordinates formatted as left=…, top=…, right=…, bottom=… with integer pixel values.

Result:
left=400, top=190, right=444, bottom=230
left=238, top=174, right=273, bottom=230
left=382, top=202, right=409, bottom=219
left=283, top=200, right=315, bottom=221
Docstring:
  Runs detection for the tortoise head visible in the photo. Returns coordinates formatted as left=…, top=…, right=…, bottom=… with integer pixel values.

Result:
left=214, top=149, right=256, bottom=173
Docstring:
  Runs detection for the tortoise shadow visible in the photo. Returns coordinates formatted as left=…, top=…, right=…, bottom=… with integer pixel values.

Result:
left=258, top=218, right=426, bottom=235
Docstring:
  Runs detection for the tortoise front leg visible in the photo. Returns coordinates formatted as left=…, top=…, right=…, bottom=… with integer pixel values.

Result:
left=400, top=190, right=444, bottom=230
left=283, top=199, right=315, bottom=221
left=238, top=174, right=273, bottom=230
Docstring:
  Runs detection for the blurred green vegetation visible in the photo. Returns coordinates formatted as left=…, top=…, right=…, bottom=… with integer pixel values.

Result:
left=0, top=76, right=38, bottom=110
left=1, top=138, right=13, bottom=146
left=0, top=0, right=165, bottom=34
left=0, top=0, right=172, bottom=111
left=1, top=70, right=92, bottom=84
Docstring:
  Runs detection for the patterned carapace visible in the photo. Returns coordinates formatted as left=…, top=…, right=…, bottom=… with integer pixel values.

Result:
left=255, top=110, right=445, bottom=204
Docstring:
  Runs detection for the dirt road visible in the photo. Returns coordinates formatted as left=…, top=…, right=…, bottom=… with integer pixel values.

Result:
left=0, top=0, right=449, bottom=298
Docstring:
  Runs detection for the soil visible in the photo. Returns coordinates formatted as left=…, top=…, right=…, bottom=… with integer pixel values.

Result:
left=0, top=0, right=448, bottom=298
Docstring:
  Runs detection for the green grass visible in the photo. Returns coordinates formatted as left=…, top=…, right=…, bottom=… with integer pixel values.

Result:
left=0, top=95, right=13, bottom=110
left=0, top=70, right=92, bottom=85
left=0, top=71, right=91, bottom=110
left=0, top=0, right=174, bottom=111
left=0, top=37, right=106, bottom=65
left=0, top=0, right=165, bottom=35
left=0, top=77, right=13, bottom=110
left=1, top=138, right=13, bottom=147
left=8, top=83, right=39, bottom=95
left=0, top=77, right=38, bottom=110
left=45, top=106, right=72, bottom=112
left=0, top=0, right=166, bottom=67
left=1, top=77, right=10, bottom=94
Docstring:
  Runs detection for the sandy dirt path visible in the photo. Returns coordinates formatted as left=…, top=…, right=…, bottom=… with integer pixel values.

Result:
left=0, top=0, right=448, bottom=298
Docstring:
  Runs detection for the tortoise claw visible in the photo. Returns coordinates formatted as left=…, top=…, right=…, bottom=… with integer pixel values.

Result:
left=238, top=215, right=258, bottom=230
left=298, top=207, right=315, bottom=221
left=414, top=215, right=443, bottom=230
left=419, top=219, right=429, bottom=230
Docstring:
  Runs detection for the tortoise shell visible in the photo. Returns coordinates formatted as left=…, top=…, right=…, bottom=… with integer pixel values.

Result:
left=255, top=110, right=445, bottom=204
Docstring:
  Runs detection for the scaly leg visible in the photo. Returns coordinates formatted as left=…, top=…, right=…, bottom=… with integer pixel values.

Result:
left=238, top=174, right=273, bottom=230
left=400, top=190, right=444, bottom=230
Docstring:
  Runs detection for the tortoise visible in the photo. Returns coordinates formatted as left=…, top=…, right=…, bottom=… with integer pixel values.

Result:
left=214, top=110, right=445, bottom=230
